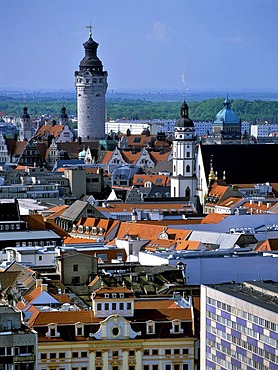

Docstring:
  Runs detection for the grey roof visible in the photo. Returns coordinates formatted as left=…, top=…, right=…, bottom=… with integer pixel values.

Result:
left=209, top=281, right=278, bottom=314
left=28, top=290, right=60, bottom=306
left=59, top=200, right=88, bottom=221
left=0, top=230, right=60, bottom=241
left=152, top=160, right=173, bottom=174
left=188, top=230, right=241, bottom=249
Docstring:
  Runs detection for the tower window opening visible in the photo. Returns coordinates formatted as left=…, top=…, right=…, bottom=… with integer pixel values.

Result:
left=186, top=165, right=190, bottom=172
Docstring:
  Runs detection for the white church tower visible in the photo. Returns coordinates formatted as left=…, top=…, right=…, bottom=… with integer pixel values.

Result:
left=75, top=26, right=108, bottom=141
left=19, top=106, right=32, bottom=141
left=171, top=101, right=197, bottom=200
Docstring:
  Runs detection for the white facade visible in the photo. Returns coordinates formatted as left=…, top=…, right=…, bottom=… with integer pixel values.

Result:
left=138, top=250, right=278, bottom=285
left=250, top=123, right=278, bottom=138
left=171, top=102, right=197, bottom=200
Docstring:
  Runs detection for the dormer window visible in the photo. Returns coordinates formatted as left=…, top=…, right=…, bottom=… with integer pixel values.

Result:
left=46, top=324, right=60, bottom=338
left=78, top=225, right=84, bottom=233
left=92, top=227, right=98, bottom=235
left=119, top=293, right=124, bottom=298
left=170, top=320, right=183, bottom=334
left=104, top=293, right=109, bottom=298
left=85, top=226, right=90, bottom=234
left=112, top=293, right=117, bottom=298
left=146, top=321, right=155, bottom=335
left=72, top=224, right=77, bottom=232
left=75, top=323, right=84, bottom=336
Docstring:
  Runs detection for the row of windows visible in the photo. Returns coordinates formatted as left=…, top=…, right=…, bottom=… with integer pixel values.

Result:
left=207, top=310, right=258, bottom=340
left=41, top=351, right=87, bottom=360
left=0, top=346, right=34, bottom=356
left=207, top=350, right=270, bottom=370
left=231, top=335, right=278, bottom=363
left=96, top=302, right=132, bottom=311
left=0, top=223, right=20, bottom=230
left=95, top=348, right=189, bottom=358
left=207, top=296, right=278, bottom=331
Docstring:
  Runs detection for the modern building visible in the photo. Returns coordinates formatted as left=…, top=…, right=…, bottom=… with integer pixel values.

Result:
left=75, top=27, right=108, bottom=141
left=200, top=281, right=278, bottom=370
left=0, top=304, right=37, bottom=370
left=171, top=101, right=197, bottom=201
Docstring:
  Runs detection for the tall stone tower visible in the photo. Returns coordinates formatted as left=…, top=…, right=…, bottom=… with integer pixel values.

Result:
left=171, top=101, right=197, bottom=201
left=19, top=106, right=32, bottom=141
left=75, top=27, right=108, bottom=141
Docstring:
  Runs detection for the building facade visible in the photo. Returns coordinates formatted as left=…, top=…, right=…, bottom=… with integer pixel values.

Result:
left=201, top=282, right=278, bottom=370
left=75, top=28, right=108, bottom=141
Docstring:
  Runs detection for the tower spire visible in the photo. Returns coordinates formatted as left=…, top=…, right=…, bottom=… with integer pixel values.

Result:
left=86, top=23, right=93, bottom=38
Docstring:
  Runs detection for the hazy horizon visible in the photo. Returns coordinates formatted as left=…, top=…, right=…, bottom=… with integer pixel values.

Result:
left=1, top=0, right=278, bottom=92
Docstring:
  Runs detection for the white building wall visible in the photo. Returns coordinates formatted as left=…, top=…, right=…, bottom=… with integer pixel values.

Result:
left=138, top=251, right=278, bottom=285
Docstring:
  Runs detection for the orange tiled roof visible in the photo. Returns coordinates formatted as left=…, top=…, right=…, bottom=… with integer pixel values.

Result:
left=255, top=239, right=278, bottom=251
left=208, top=182, right=229, bottom=198
left=201, top=213, right=227, bottom=224
left=99, top=151, right=114, bottom=164
left=133, top=174, right=171, bottom=187
left=122, top=151, right=141, bottom=164
left=175, top=240, right=201, bottom=251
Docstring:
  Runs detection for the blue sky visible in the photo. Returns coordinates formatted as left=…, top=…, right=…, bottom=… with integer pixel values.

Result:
left=1, top=0, right=278, bottom=92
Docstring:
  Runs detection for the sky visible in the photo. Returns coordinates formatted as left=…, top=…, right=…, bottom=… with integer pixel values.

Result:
left=1, top=0, right=278, bottom=92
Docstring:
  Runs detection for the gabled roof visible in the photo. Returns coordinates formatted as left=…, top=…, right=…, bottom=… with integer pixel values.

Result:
left=175, top=240, right=202, bottom=251
left=58, top=200, right=89, bottom=221
left=255, top=238, right=278, bottom=251
left=201, top=213, right=228, bottom=224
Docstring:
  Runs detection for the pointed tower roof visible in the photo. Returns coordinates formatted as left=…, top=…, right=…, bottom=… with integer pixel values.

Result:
left=175, top=100, right=194, bottom=128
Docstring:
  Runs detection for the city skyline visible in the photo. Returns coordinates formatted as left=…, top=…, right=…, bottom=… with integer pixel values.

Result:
left=1, top=0, right=278, bottom=92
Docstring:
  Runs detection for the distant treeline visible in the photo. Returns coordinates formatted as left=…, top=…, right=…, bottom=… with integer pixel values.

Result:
left=1, top=96, right=278, bottom=123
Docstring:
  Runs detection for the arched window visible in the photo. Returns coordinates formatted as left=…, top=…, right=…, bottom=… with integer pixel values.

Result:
left=185, top=187, right=190, bottom=198
left=186, top=165, right=190, bottom=172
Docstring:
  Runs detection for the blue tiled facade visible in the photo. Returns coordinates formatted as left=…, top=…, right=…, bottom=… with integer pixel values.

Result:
left=204, top=291, right=278, bottom=370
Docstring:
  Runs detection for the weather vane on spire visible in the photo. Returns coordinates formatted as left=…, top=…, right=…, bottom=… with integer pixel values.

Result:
left=86, top=23, right=93, bottom=38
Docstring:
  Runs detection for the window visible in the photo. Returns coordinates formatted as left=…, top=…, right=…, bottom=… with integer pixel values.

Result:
left=105, top=303, right=109, bottom=310
left=50, top=353, right=56, bottom=359
left=81, top=351, right=87, bottom=358
left=147, top=322, right=155, bottom=334
left=129, top=350, right=135, bottom=357
left=76, top=325, right=84, bottom=336
left=129, top=367, right=135, bottom=370
left=59, top=352, right=65, bottom=358
left=186, top=165, right=190, bottom=172
left=81, top=367, right=87, bottom=370
left=153, top=366, right=158, bottom=370
left=143, top=349, right=150, bottom=356
left=183, top=365, right=189, bottom=370
left=112, top=350, right=118, bottom=357
left=174, top=349, right=180, bottom=355
left=166, top=365, right=171, bottom=370
left=41, top=353, right=47, bottom=360
left=143, top=366, right=149, bottom=370
left=96, top=367, right=102, bottom=370
left=182, top=349, right=188, bottom=355
left=112, top=303, right=116, bottom=310
left=96, top=351, right=102, bottom=358
left=165, top=349, right=171, bottom=355
left=119, top=303, right=124, bottom=310
left=73, top=264, right=78, bottom=271
left=174, top=365, right=180, bottom=370
left=72, top=352, right=79, bottom=358
left=97, top=303, right=102, bottom=310
left=152, top=349, right=158, bottom=355
left=127, top=302, right=131, bottom=309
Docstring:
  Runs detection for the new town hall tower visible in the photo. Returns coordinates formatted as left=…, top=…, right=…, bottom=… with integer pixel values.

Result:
left=75, top=27, right=108, bottom=141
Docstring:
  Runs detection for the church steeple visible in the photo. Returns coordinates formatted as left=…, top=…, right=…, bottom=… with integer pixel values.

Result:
left=171, top=100, right=197, bottom=202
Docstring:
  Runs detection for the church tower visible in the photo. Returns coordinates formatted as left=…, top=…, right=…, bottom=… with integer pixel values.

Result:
left=171, top=101, right=197, bottom=200
left=20, top=106, right=32, bottom=141
left=75, top=26, right=108, bottom=141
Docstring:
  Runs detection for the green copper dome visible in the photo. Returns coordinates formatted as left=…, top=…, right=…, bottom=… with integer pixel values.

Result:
left=214, top=98, right=240, bottom=125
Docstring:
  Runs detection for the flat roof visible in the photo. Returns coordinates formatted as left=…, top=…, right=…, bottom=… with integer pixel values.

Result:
left=208, top=281, right=278, bottom=313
